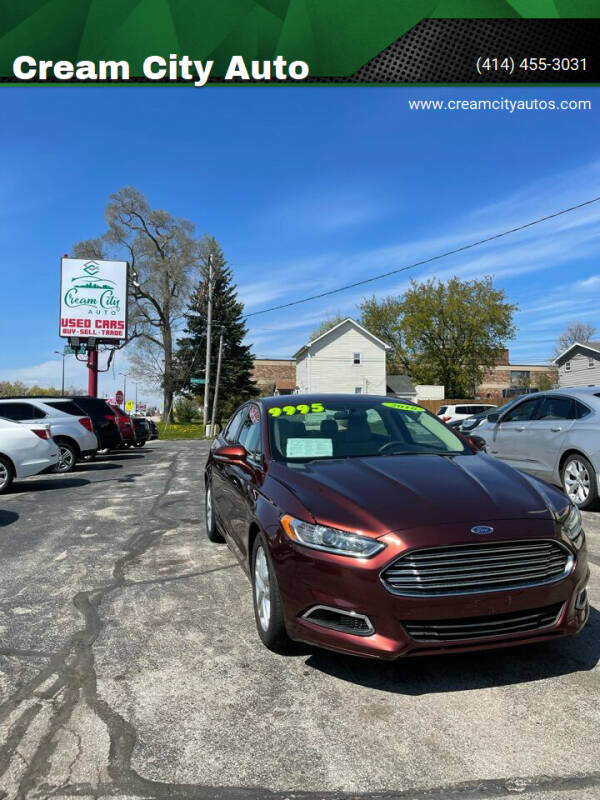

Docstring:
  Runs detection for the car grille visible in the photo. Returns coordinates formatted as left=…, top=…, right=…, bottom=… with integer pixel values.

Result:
left=403, top=603, right=563, bottom=642
left=381, top=540, right=572, bottom=596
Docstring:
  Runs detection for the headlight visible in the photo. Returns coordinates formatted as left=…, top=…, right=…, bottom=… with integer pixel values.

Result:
left=281, top=514, right=385, bottom=558
left=561, top=505, right=584, bottom=548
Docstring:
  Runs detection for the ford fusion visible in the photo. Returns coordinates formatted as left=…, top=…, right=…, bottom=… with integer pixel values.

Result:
left=204, top=395, right=589, bottom=659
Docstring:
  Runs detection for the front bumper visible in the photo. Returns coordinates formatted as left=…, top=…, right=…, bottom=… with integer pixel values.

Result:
left=273, top=521, right=590, bottom=660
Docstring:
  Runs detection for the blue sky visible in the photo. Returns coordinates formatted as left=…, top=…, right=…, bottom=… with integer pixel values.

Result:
left=1, top=87, right=599, bottom=403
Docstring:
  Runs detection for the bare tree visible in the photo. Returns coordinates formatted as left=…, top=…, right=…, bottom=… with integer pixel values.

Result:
left=73, top=187, right=202, bottom=419
left=554, top=322, right=597, bottom=358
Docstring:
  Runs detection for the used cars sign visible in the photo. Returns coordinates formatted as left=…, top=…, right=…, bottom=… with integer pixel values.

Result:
left=59, top=258, right=128, bottom=342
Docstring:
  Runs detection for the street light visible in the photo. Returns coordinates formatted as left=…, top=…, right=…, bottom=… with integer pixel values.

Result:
left=119, top=372, right=129, bottom=408
left=54, top=350, right=66, bottom=395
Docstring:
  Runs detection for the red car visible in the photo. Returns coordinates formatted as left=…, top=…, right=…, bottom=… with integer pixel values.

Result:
left=108, top=404, right=136, bottom=447
left=204, top=395, right=589, bottom=660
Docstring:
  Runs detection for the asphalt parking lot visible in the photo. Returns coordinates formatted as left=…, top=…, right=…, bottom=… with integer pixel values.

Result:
left=0, top=440, right=599, bottom=800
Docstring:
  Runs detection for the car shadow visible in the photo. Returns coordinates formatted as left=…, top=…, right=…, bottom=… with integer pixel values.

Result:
left=102, top=453, right=145, bottom=461
left=75, top=463, right=122, bottom=472
left=304, top=606, right=600, bottom=695
left=12, top=477, right=91, bottom=493
left=0, top=510, right=19, bottom=526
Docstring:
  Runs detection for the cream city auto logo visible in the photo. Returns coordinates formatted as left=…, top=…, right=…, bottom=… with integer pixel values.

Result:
left=63, top=262, right=121, bottom=314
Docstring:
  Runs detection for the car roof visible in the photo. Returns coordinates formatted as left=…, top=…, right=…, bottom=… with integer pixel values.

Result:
left=538, top=386, right=600, bottom=401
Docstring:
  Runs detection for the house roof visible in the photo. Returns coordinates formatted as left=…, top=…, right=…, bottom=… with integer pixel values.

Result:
left=386, top=375, right=416, bottom=394
left=293, top=317, right=390, bottom=359
left=553, top=340, right=600, bottom=365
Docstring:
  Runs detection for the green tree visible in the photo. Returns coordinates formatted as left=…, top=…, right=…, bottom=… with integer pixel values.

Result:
left=175, top=238, right=258, bottom=425
left=397, top=276, right=517, bottom=398
left=535, top=372, right=555, bottom=391
left=174, top=396, right=198, bottom=423
left=309, top=313, right=347, bottom=340
left=358, top=295, right=408, bottom=374
left=73, top=187, right=202, bottom=420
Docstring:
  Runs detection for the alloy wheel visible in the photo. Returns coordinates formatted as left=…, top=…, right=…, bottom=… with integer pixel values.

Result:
left=57, top=445, right=75, bottom=473
left=254, top=546, right=271, bottom=631
left=0, top=462, right=9, bottom=491
left=564, top=459, right=590, bottom=505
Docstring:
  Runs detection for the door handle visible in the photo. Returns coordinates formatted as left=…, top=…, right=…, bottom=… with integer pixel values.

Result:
left=551, top=426, right=562, bottom=432
left=516, top=426, right=525, bottom=432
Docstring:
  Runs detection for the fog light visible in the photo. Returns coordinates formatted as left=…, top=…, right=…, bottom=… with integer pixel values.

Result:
left=302, top=605, right=375, bottom=636
left=575, top=588, right=588, bottom=610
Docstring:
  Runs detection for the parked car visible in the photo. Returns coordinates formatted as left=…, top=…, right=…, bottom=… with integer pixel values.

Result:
left=204, top=394, right=589, bottom=659
left=109, top=404, right=137, bottom=447
left=0, top=417, right=60, bottom=492
left=452, top=396, right=524, bottom=434
left=477, top=387, right=600, bottom=510
left=0, top=398, right=98, bottom=473
left=52, top=397, right=122, bottom=452
left=147, top=418, right=159, bottom=440
left=437, top=403, right=497, bottom=424
left=131, top=415, right=150, bottom=447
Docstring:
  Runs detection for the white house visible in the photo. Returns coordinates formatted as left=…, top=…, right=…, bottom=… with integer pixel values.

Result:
left=554, top=340, right=600, bottom=387
left=294, top=318, right=389, bottom=395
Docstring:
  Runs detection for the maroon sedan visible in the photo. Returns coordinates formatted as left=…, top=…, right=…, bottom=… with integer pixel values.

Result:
left=204, top=395, right=589, bottom=660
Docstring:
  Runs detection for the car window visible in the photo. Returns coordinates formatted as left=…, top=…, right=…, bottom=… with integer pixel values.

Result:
left=502, top=398, right=540, bottom=422
left=456, top=406, right=468, bottom=414
left=0, top=402, right=45, bottom=420
left=224, top=407, right=248, bottom=443
left=536, top=396, right=575, bottom=421
left=437, top=406, right=448, bottom=415
left=238, top=406, right=262, bottom=461
left=574, top=400, right=591, bottom=419
left=45, top=400, right=86, bottom=416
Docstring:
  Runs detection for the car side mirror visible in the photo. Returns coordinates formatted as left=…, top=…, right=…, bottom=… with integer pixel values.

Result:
left=486, top=412, right=500, bottom=423
left=467, top=435, right=487, bottom=452
left=213, top=444, right=248, bottom=464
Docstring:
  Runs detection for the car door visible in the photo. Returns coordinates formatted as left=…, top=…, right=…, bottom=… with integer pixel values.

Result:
left=222, top=404, right=264, bottom=562
left=486, top=396, right=542, bottom=471
left=209, top=406, right=248, bottom=536
left=523, top=395, right=576, bottom=481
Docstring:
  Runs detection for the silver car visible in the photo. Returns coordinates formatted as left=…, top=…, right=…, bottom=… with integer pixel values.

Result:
left=477, top=386, right=600, bottom=510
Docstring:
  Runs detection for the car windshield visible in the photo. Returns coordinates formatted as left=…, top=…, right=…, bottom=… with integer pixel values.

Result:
left=267, top=399, right=470, bottom=462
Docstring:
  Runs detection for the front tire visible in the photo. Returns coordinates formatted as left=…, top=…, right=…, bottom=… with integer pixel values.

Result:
left=251, top=534, right=291, bottom=653
left=562, top=454, right=599, bottom=510
left=0, top=456, right=14, bottom=494
left=205, top=483, right=225, bottom=543
left=135, top=440, right=146, bottom=448
left=53, top=441, right=77, bottom=474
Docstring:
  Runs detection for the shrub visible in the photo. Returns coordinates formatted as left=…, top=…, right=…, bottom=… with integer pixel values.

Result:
left=174, top=396, right=198, bottom=423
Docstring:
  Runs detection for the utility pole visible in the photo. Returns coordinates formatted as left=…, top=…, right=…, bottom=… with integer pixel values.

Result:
left=54, top=350, right=66, bottom=395
left=120, top=372, right=128, bottom=408
left=203, top=253, right=214, bottom=435
left=209, top=329, right=224, bottom=437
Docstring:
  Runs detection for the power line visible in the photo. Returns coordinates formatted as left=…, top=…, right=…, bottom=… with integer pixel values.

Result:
left=244, top=195, right=600, bottom=319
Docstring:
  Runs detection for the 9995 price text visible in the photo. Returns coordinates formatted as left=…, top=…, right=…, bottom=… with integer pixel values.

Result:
left=476, top=57, right=587, bottom=75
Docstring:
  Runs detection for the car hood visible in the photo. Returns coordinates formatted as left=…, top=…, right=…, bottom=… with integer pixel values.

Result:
left=270, top=453, right=567, bottom=536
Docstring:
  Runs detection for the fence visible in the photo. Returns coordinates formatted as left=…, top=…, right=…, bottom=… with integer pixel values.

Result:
left=416, top=399, right=474, bottom=414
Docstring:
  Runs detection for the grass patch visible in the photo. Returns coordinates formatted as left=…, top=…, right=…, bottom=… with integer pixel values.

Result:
left=157, top=422, right=209, bottom=440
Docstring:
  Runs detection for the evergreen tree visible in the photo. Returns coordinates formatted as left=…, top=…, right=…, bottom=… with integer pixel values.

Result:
left=175, top=238, right=257, bottom=426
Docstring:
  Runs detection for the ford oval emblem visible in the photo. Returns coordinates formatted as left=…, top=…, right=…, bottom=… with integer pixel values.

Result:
left=471, top=525, right=494, bottom=535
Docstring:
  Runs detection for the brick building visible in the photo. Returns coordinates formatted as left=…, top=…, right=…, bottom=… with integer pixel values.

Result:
left=252, top=358, right=296, bottom=396
left=477, top=349, right=557, bottom=402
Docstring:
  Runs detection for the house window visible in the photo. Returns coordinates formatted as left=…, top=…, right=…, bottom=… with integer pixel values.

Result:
left=565, top=361, right=571, bottom=372
left=353, top=352, right=361, bottom=365
left=354, top=386, right=362, bottom=394
left=589, top=357, right=595, bottom=368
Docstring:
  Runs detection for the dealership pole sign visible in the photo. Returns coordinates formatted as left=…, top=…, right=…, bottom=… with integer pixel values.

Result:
left=59, top=258, right=128, bottom=343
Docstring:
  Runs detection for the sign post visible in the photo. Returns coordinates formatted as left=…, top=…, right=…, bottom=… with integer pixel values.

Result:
left=59, top=257, right=128, bottom=397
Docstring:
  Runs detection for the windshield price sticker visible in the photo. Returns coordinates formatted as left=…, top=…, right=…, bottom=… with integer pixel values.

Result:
left=268, top=402, right=325, bottom=417
left=286, top=438, right=333, bottom=458
left=382, top=402, right=424, bottom=413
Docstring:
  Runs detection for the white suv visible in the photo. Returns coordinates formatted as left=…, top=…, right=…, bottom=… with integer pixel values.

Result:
left=0, top=399, right=98, bottom=473
left=437, top=403, right=497, bottom=424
